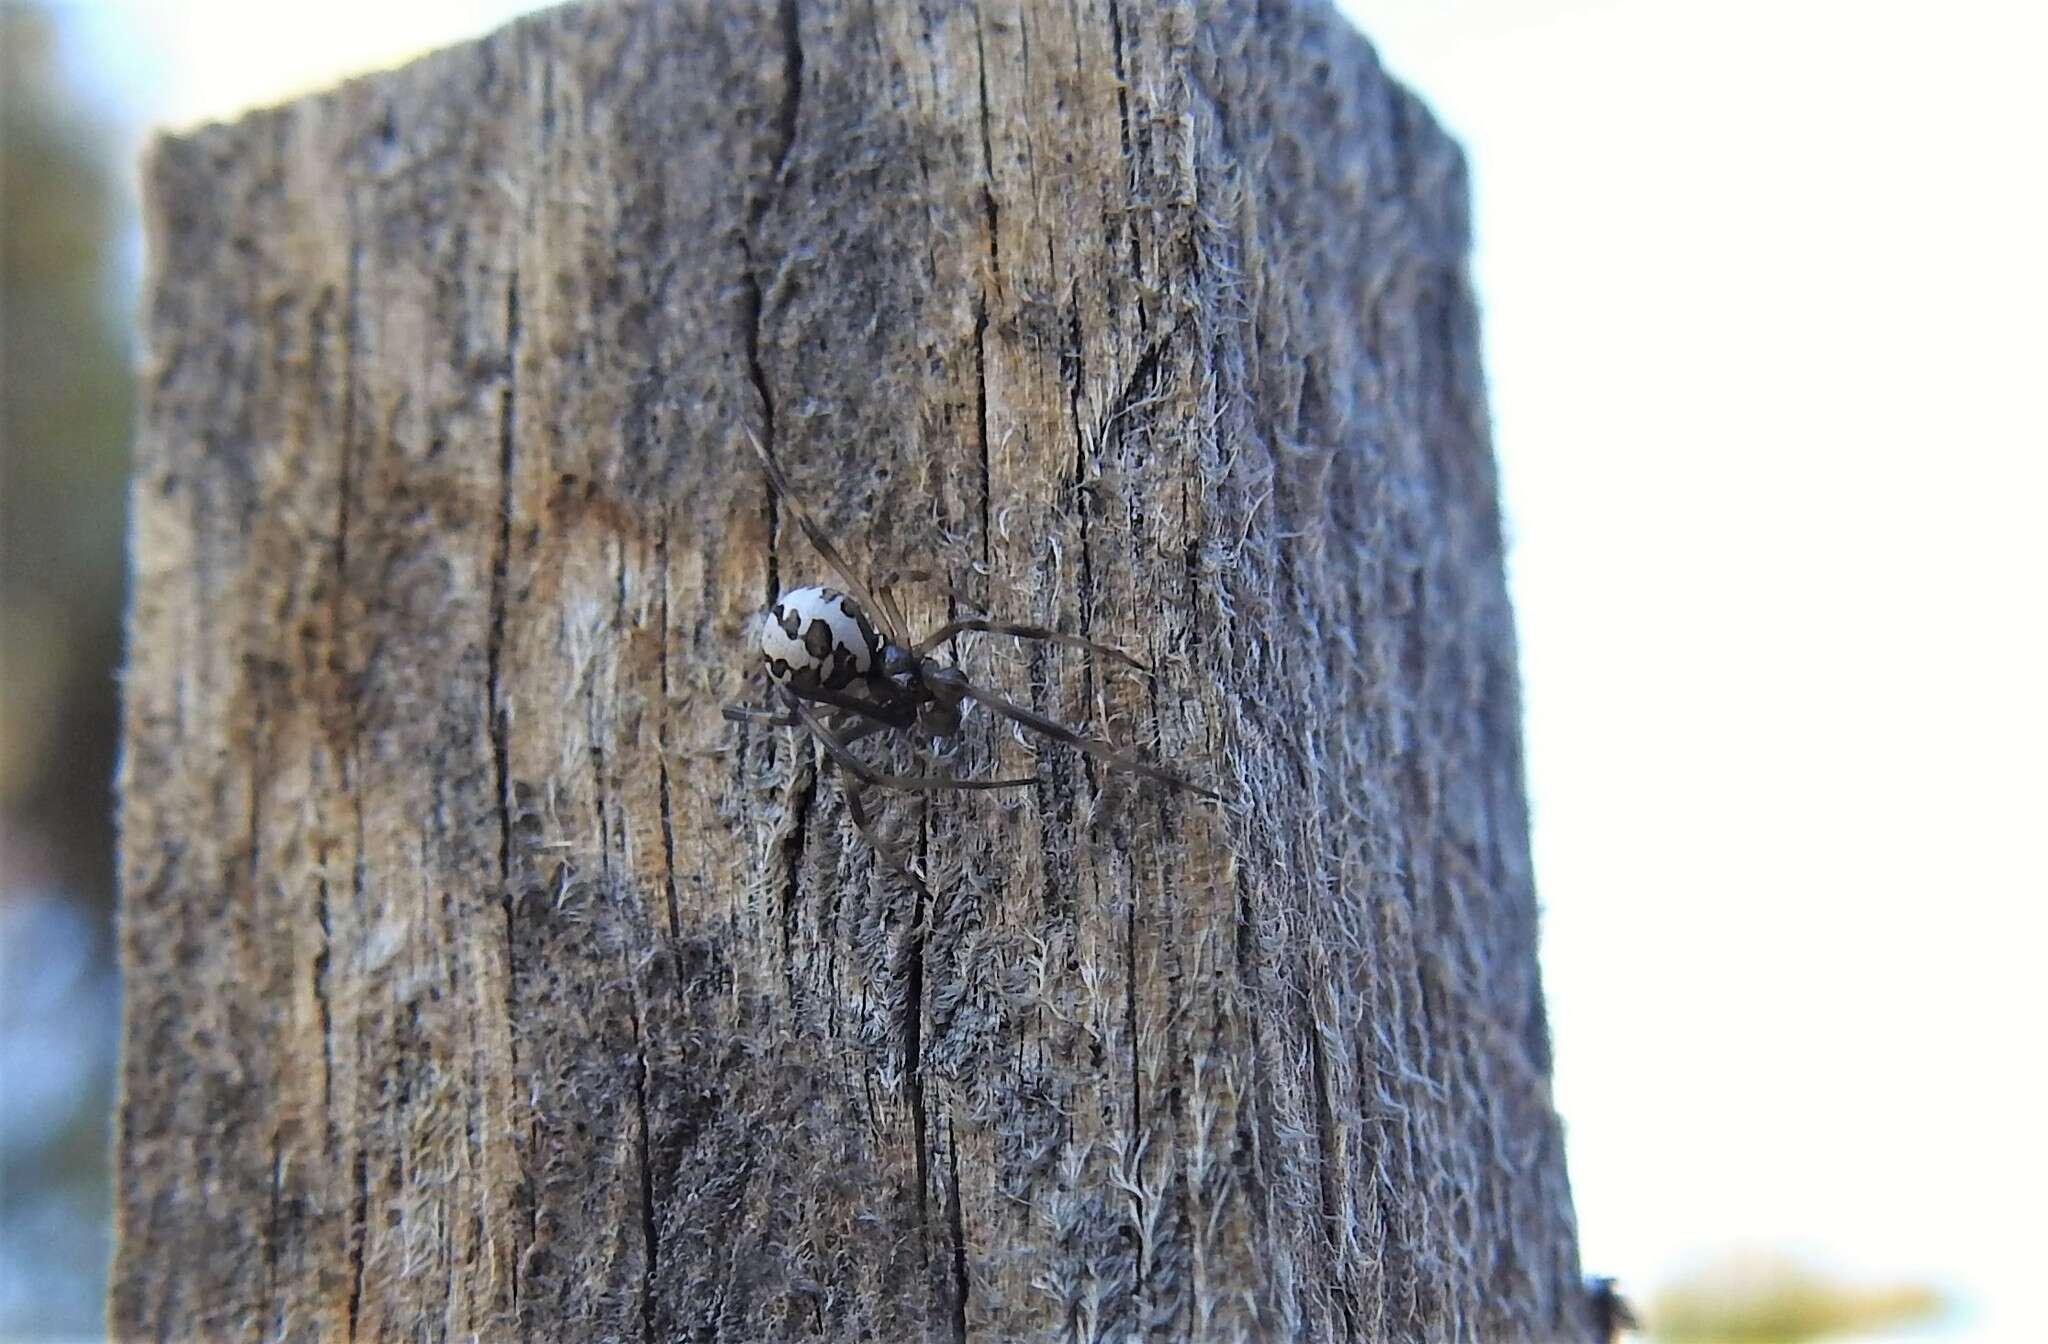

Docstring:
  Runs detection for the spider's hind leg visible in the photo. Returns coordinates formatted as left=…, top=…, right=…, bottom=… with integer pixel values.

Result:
left=842, top=777, right=932, bottom=903
left=788, top=693, right=1036, bottom=794
left=723, top=704, right=801, bottom=726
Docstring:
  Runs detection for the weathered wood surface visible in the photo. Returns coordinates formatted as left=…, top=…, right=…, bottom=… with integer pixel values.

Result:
left=114, top=0, right=1587, bottom=1338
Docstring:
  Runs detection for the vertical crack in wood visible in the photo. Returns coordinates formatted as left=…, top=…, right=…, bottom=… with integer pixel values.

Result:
left=489, top=272, right=520, bottom=899
left=247, top=680, right=279, bottom=1326
left=592, top=541, right=620, bottom=879
left=973, top=9, right=1001, bottom=268
left=345, top=1148, right=367, bottom=1341
left=1125, top=860, right=1144, bottom=1298
left=772, top=0, right=803, bottom=180
left=905, top=854, right=932, bottom=1262
left=655, top=522, right=681, bottom=943
left=1104, top=0, right=1146, bottom=310
left=740, top=0, right=822, bottom=1011
left=947, top=1112, right=970, bottom=1343
left=973, top=306, right=993, bottom=579
left=972, top=0, right=999, bottom=585
left=263, top=1132, right=281, bottom=1337
left=628, top=999, right=659, bottom=1344
left=1064, top=329, right=1107, bottom=809
left=972, top=4, right=1000, bottom=584
left=535, top=42, right=557, bottom=148
left=489, top=268, right=525, bottom=1310
left=313, top=237, right=363, bottom=1158
left=1060, top=296, right=1105, bottom=781
left=751, top=365, right=780, bottom=603
left=738, top=243, right=779, bottom=610
left=246, top=700, right=267, bottom=885
left=591, top=742, right=611, bottom=884
left=745, top=0, right=803, bottom=595
left=315, top=876, right=333, bottom=1116
left=780, top=760, right=816, bottom=985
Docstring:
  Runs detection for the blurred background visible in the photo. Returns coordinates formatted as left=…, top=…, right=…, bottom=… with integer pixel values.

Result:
left=1, top=1, right=2041, bottom=1340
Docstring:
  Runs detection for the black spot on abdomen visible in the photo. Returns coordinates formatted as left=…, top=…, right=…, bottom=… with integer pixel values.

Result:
left=824, top=644, right=861, bottom=690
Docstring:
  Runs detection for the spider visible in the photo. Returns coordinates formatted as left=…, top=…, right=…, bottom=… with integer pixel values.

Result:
left=724, top=432, right=1222, bottom=891
left=1587, top=1277, right=1639, bottom=1342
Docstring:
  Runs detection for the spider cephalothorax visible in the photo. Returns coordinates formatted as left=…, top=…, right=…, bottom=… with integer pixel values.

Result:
left=727, top=431, right=1222, bottom=893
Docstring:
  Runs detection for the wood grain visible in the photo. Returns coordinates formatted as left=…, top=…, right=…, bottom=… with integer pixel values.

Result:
left=114, top=0, right=1589, bottom=1338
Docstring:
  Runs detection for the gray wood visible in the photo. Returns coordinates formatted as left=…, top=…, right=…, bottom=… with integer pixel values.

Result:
left=113, top=0, right=1590, bottom=1338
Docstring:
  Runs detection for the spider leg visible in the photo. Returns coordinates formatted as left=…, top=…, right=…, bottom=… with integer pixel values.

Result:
left=874, top=567, right=982, bottom=615
left=841, top=777, right=932, bottom=900
left=782, top=681, right=917, bottom=732
left=834, top=718, right=889, bottom=746
left=723, top=704, right=802, bottom=726
left=745, top=428, right=906, bottom=647
left=960, top=682, right=1225, bottom=801
left=730, top=687, right=901, bottom=740
left=788, top=693, right=1037, bottom=793
left=872, top=585, right=914, bottom=657
left=913, top=618, right=1149, bottom=672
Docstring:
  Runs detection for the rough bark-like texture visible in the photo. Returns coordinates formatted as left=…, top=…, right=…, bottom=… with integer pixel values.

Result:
left=114, top=0, right=1587, bottom=1339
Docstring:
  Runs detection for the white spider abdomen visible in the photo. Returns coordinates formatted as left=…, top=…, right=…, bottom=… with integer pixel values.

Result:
left=761, top=585, right=882, bottom=692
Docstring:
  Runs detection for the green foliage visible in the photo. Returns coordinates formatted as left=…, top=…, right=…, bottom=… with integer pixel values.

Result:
left=0, top=4, right=132, bottom=1334
left=1647, top=1251, right=1945, bottom=1343
left=1, top=3, right=133, bottom=904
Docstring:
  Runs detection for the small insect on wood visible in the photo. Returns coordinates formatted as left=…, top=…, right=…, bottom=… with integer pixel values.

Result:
left=725, top=431, right=1224, bottom=892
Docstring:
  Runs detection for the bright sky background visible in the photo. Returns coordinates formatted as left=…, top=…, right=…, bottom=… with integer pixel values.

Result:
left=46, top=1, right=2048, bottom=1338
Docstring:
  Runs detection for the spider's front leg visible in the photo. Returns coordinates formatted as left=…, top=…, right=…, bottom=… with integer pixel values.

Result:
left=745, top=429, right=906, bottom=647
left=912, top=616, right=1149, bottom=671
left=872, top=566, right=981, bottom=624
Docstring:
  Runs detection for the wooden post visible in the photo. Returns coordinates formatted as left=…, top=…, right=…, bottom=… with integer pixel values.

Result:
left=114, top=0, right=1590, bottom=1338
